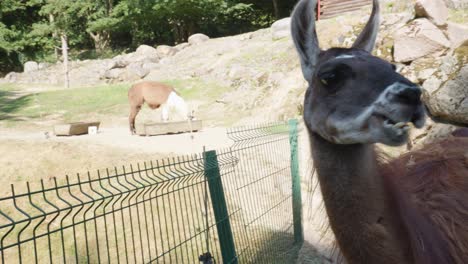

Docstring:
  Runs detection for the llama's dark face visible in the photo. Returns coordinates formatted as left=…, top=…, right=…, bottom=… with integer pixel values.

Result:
left=305, top=48, right=425, bottom=146
left=291, top=0, right=426, bottom=146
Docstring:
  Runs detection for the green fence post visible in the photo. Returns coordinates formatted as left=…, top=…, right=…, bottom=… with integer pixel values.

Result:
left=288, top=119, right=304, bottom=244
left=203, top=150, right=238, bottom=264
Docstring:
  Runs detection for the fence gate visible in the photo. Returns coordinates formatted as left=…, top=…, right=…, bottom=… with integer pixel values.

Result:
left=0, top=120, right=303, bottom=263
left=318, top=0, right=372, bottom=20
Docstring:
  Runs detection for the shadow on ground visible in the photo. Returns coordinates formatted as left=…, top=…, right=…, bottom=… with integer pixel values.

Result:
left=240, top=230, right=328, bottom=264
left=0, top=90, right=33, bottom=120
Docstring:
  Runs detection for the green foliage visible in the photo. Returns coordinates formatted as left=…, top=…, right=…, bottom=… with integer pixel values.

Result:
left=0, top=0, right=298, bottom=74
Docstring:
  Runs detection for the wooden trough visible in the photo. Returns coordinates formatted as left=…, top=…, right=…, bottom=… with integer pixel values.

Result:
left=54, top=121, right=101, bottom=136
left=136, top=120, right=203, bottom=136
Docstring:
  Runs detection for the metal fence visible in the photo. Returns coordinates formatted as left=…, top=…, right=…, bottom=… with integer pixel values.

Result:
left=0, top=120, right=303, bottom=264
left=317, top=0, right=372, bottom=20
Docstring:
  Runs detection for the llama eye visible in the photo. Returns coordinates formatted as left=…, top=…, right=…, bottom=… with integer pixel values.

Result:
left=320, top=73, right=336, bottom=86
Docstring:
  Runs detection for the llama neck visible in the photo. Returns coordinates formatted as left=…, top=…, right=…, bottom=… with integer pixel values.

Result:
left=309, top=132, right=410, bottom=263
left=310, top=132, right=383, bottom=224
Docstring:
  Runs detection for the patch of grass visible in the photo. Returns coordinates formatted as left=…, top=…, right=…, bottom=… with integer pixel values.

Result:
left=162, top=78, right=230, bottom=101
left=21, top=84, right=130, bottom=121
left=448, top=9, right=468, bottom=24
left=0, top=83, right=23, bottom=92
left=0, top=84, right=130, bottom=124
left=0, top=78, right=230, bottom=125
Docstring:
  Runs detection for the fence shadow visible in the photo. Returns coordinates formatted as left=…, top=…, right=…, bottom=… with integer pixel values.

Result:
left=248, top=230, right=325, bottom=264
left=0, top=90, right=33, bottom=120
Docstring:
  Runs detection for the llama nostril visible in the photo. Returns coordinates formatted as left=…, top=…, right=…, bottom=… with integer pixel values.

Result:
left=396, top=85, right=422, bottom=105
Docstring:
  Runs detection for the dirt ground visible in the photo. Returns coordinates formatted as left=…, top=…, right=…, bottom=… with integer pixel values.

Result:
left=0, top=124, right=234, bottom=193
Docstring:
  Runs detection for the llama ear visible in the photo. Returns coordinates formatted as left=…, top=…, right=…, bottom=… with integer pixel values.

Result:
left=291, top=0, right=320, bottom=83
left=352, top=0, right=380, bottom=52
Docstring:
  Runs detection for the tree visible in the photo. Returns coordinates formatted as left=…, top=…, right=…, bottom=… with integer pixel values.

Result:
left=0, top=0, right=44, bottom=72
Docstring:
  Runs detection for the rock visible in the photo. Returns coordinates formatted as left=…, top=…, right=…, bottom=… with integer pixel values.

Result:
left=24, top=61, right=39, bottom=73
left=106, top=57, right=128, bottom=70
left=415, top=0, right=449, bottom=26
left=188, top=33, right=209, bottom=45
left=124, top=52, right=158, bottom=64
left=4, top=72, right=19, bottom=82
left=103, top=68, right=126, bottom=79
left=38, top=62, right=50, bottom=70
left=443, top=0, right=468, bottom=8
left=156, top=45, right=178, bottom=57
left=423, top=65, right=468, bottom=124
left=175, top=43, right=190, bottom=51
left=271, top=18, right=291, bottom=40
left=417, top=68, right=437, bottom=82
left=446, top=22, right=468, bottom=49
left=127, top=62, right=149, bottom=78
left=142, top=62, right=160, bottom=71
left=439, top=55, right=459, bottom=76
left=228, top=65, right=251, bottom=80
left=422, top=76, right=443, bottom=94
left=411, top=120, right=459, bottom=147
left=393, top=19, right=450, bottom=63
left=136, top=45, right=159, bottom=58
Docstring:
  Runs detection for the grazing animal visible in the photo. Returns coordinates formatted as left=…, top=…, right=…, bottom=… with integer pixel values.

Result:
left=291, top=0, right=468, bottom=263
left=128, top=81, right=191, bottom=134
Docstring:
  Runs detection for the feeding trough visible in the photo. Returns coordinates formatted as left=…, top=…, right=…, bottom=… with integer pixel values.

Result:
left=54, top=121, right=101, bottom=136
left=136, top=120, right=203, bottom=136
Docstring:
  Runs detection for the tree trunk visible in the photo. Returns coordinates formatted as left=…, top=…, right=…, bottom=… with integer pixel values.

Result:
left=61, top=34, right=70, bottom=89
left=272, top=0, right=280, bottom=19
left=89, top=31, right=110, bottom=53
left=49, top=14, right=59, bottom=60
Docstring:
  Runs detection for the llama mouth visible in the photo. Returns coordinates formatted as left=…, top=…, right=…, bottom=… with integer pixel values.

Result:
left=383, top=119, right=411, bottom=135
left=372, top=113, right=413, bottom=145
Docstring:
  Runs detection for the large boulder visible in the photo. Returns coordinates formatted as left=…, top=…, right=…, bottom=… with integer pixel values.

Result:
left=423, top=65, right=468, bottom=125
left=103, top=68, right=126, bottom=79
left=127, top=62, right=150, bottom=78
left=415, top=0, right=449, bottom=26
left=156, top=45, right=178, bottom=57
left=175, top=42, right=190, bottom=51
left=446, top=22, right=468, bottom=49
left=4, top=72, right=19, bottom=82
left=135, top=45, right=159, bottom=59
left=188, top=33, right=209, bottom=45
left=443, top=0, right=468, bottom=8
left=393, top=18, right=450, bottom=63
left=271, top=18, right=291, bottom=40
left=23, top=61, right=39, bottom=73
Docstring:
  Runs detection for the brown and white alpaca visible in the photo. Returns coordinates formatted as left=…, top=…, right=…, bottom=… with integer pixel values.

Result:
left=128, top=81, right=191, bottom=134
left=291, top=0, right=468, bottom=263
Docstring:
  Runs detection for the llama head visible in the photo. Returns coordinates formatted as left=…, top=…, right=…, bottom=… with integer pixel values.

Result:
left=291, top=0, right=426, bottom=146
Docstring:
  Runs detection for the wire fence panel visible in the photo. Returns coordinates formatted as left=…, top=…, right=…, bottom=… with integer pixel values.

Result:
left=0, top=120, right=302, bottom=264
left=222, top=121, right=302, bottom=263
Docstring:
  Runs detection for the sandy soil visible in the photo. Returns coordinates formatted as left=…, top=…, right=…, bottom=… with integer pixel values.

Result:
left=0, top=125, right=234, bottom=191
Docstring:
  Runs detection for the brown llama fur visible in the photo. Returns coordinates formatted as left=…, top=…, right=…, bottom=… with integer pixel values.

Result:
left=382, top=130, right=468, bottom=264
left=127, top=81, right=175, bottom=134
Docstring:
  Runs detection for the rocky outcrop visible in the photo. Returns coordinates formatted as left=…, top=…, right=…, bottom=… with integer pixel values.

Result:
left=423, top=65, right=468, bottom=125
left=443, top=0, right=468, bottom=8
left=156, top=45, right=178, bottom=57
left=415, top=0, right=449, bottom=26
left=188, top=33, right=209, bottom=45
left=393, top=18, right=450, bottom=62
left=446, top=22, right=468, bottom=49
left=23, top=61, right=39, bottom=73
left=271, top=18, right=291, bottom=40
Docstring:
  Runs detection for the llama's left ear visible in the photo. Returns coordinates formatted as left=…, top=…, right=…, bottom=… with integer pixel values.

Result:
left=291, top=0, right=320, bottom=84
left=352, top=0, right=380, bottom=52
